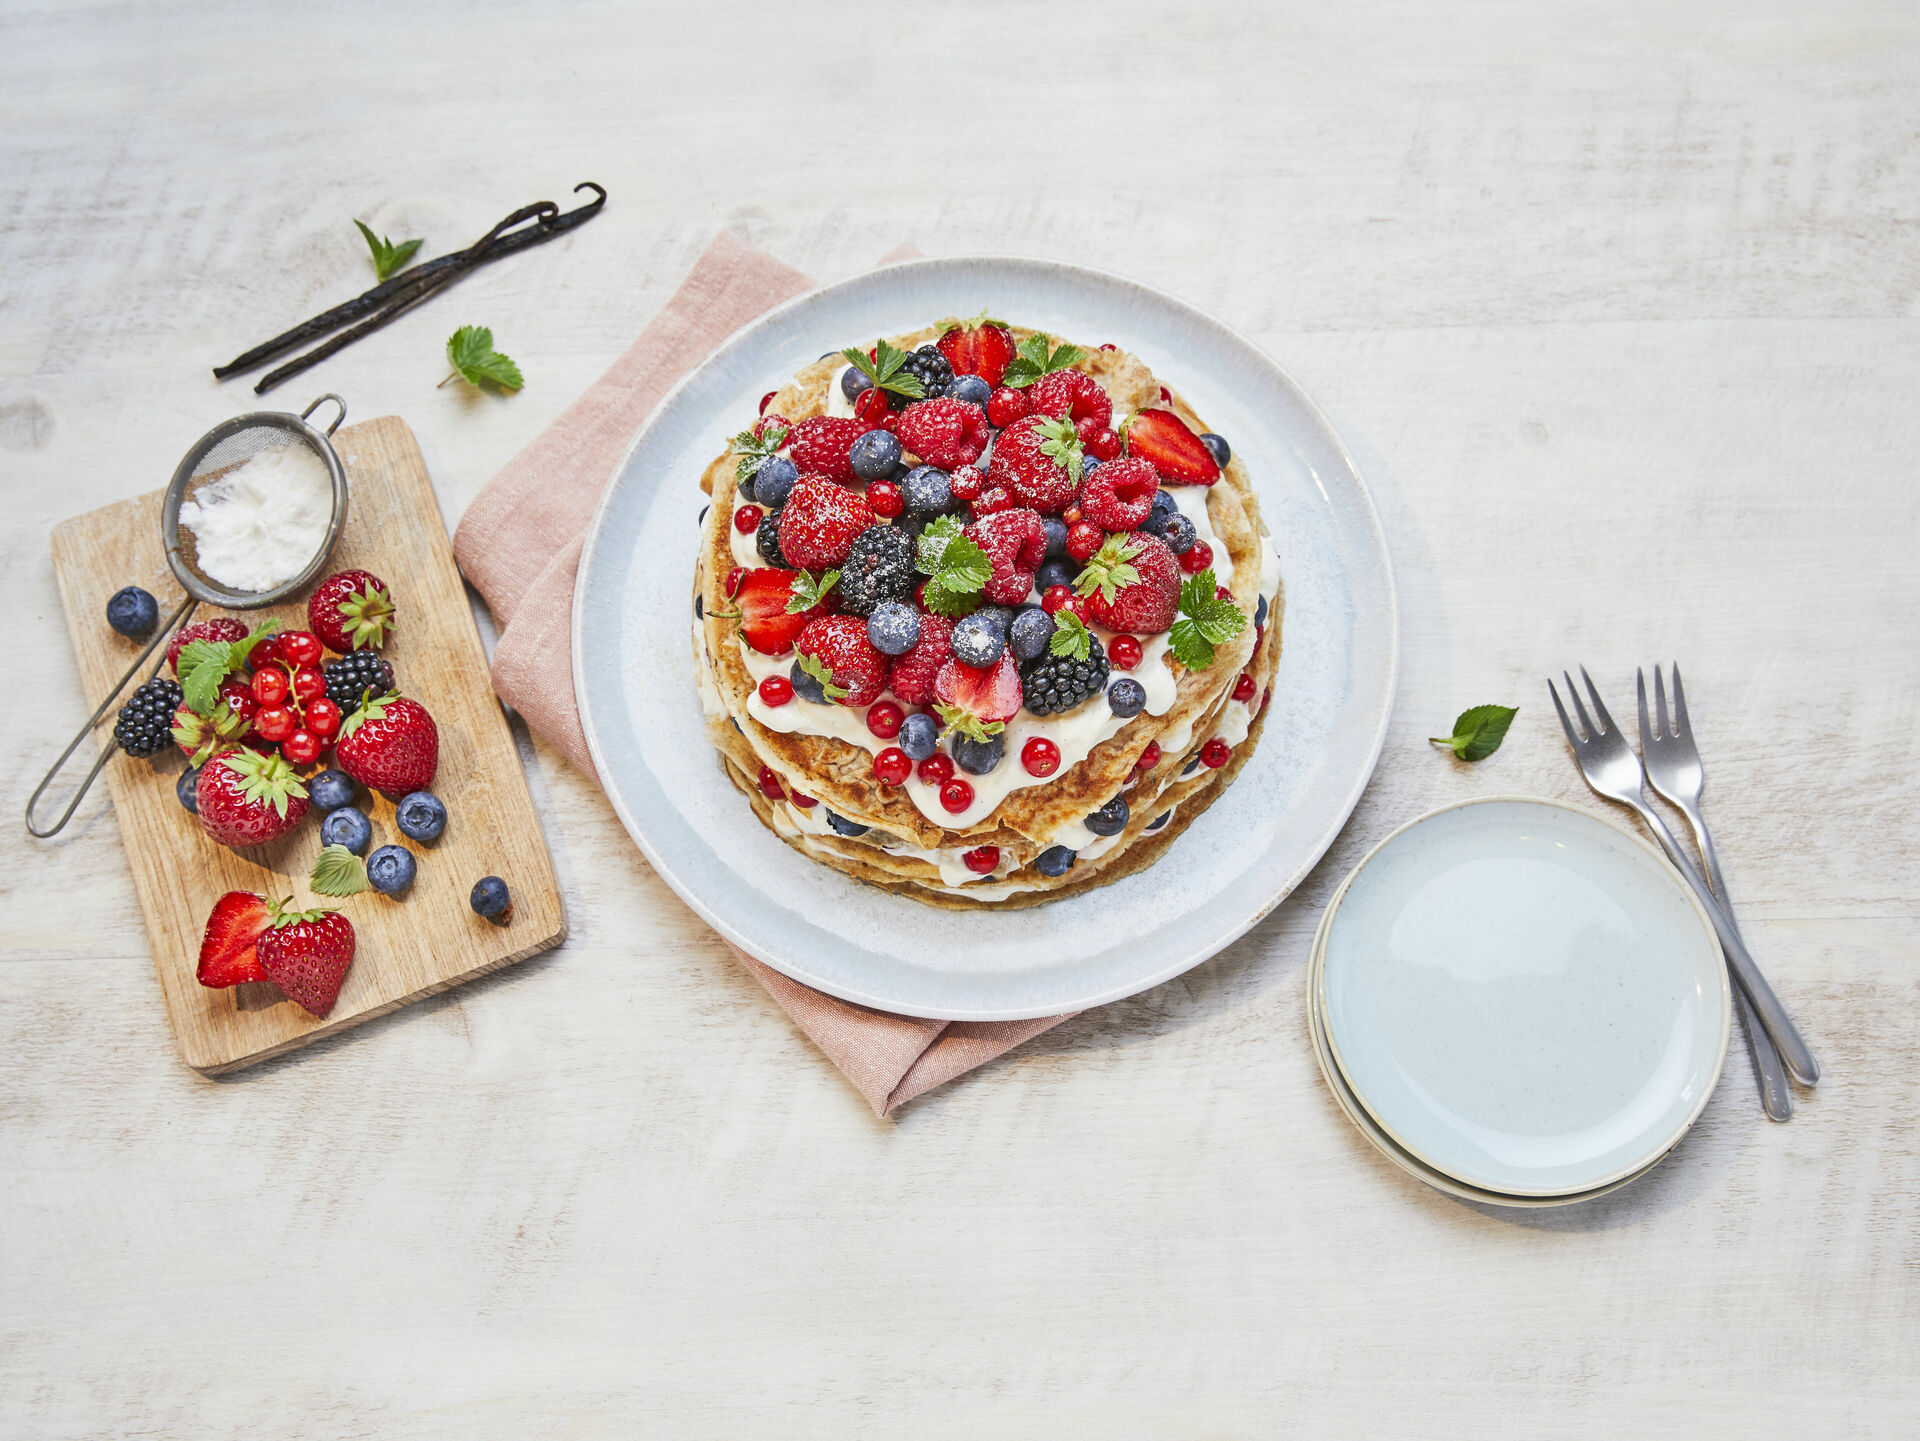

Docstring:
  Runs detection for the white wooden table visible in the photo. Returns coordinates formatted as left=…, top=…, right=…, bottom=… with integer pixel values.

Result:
left=5, top=3, right=1917, bottom=1435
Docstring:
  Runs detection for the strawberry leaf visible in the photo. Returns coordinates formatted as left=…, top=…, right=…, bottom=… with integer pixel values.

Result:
left=444, top=325, right=523, bottom=392
left=1167, top=568, right=1247, bottom=671
left=310, top=844, right=369, bottom=898
left=1001, top=333, right=1088, bottom=388
left=178, top=619, right=280, bottom=716
left=1033, top=416, right=1085, bottom=485
left=1049, top=609, right=1091, bottom=662
left=842, top=338, right=925, bottom=400
left=729, top=420, right=789, bottom=486
left=354, top=219, right=423, bottom=282
left=797, top=651, right=850, bottom=702
left=1431, top=704, right=1518, bottom=762
left=934, top=701, right=1005, bottom=745
left=786, top=568, right=838, bottom=614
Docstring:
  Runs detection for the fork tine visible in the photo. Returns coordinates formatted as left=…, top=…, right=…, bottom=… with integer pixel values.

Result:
left=1654, top=664, right=1672, bottom=740
left=1636, top=667, right=1653, bottom=744
left=1579, top=665, right=1617, bottom=734
left=1670, top=662, right=1691, bottom=739
left=1562, top=670, right=1597, bottom=736
left=1549, top=677, right=1583, bottom=746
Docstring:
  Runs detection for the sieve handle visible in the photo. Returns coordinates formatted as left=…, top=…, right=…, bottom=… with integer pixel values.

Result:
left=25, top=595, right=197, bottom=838
left=301, top=394, right=346, bottom=436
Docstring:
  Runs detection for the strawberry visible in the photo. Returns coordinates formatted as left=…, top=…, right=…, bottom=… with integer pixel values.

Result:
left=307, top=569, right=395, bottom=653
left=789, top=416, right=866, bottom=483
left=964, top=508, right=1047, bottom=605
left=885, top=614, right=954, bottom=706
left=1078, top=456, right=1159, bottom=532
left=171, top=699, right=252, bottom=767
left=165, top=617, right=248, bottom=674
left=336, top=691, right=439, bottom=794
left=254, top=900, right=356, bottom=1018
left=196, top=748, right=310, bottom=848
left=937, top=317, right=1019, bottom=387
left=796, top=615, right=888, bottom=707
left=1080, top=531, right=1182, bottom=634
left=722, top=567, right=832, bottom=655
left=986, top=414, right=1083, bottom=513
left=894, top=397, right=991, bottom=470
left=934, top=651, right=1022, bottom=725
left=1122, top=408, right=1221, bottom=485
left=196, top=891, right=271, bottom=988
left=1027, top=369, right=1112, bottom=430
left=778, top=475, right=874, bottom=570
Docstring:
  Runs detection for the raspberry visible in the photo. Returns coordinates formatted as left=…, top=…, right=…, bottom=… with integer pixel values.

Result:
left=1078, top=456, right=1158, bottom=532
left=986, top=386, right=1029, bottom=428
left=884, top=613, right=954, bottom=706
left=1027, top=369, right=1112, bottom=430
left=778, top=475, right=876, bottom=570
left=789, top=416, right=866, bottom=483
left=894, top=397, right=991, bottom=470
left=965, top=508, right=1047, bottom=605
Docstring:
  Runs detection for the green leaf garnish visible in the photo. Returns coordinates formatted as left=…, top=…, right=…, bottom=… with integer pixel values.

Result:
left=1000, top=333, right=1088, bottom=389
left=796, top=651, right=850, bottom=702
left=1032, top=415, right=1085, bottom=485
left=1049, top=608, right=1091, bottom=662
left=841, top=337, right=926, bottom=401
left=1072, top=533, right=1144, bottom=606
left=177, top=618, right=280, bottom=717
left=1431, top=704, right=1518, bottom=762
left=786, top=568, right=838, bottom=614
left=915, top=515, right=991, bottom=616
left=728, top=419, right=790, bottom=487
left=354, top=219, right=423, bottom=283
left=1167, top=568, right=1248, bottom=671
left=442, top=325, right=523, bottom=392
left=943, top=308, right=1009, bottom=334
left=934, top=701, right=1005, bottom=745
left=310, top=843, right=369, bottom=897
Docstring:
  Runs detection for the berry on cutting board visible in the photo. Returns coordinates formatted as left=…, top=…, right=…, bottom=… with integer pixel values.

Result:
left=165, top=618, right=248, bottom=675
left=195, top=891, right=271, bottom=989
left=366, top=844, right=417, bottom=897
left=470, top=876, right=513, bottom=925
left=309, top=570, right=395, bottom=654
left=113, top=677, right=184, bottom=759
left=196, top=749, right=310, bottom=848
left=307, top=768, right=357, bottom=812
left=176, top=765, right=201, bottom=814
left=319, top=806, right=373, bottom=856
left=336, top=691, right=439, bottom=795
left=105, top=586, right=159, bottom=639
left=254, top=900, right=357, bottom=1017
left=396, top=790, right=447, bottom=843
left=278, top=630, right=325, bottom=668
left=322, top=651, right=395, bottom=712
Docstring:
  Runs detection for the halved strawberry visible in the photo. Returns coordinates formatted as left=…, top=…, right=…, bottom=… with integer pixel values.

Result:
left=779, top=475, right=875, bottom=570
left=796, top=615, right=888, bottom=707
left=723, top=568, right=833, bottom=656
left=196, top=891, right=271, bottom=988
left=964, top=508, right=1047, bottom=605
left=937, top=316, right=1019, bottom=388
left=1122, top=408, right=1221, bottom=485
left=934, top=651, right=1022, bottom=724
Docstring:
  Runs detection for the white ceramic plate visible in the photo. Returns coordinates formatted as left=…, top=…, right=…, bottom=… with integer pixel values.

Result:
left=1318, top=798, right=1729, bottom=1196
left=574, top=257, right=1398, bottom=1020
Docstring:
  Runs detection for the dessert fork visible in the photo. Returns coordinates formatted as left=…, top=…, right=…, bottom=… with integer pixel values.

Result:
left=1548, top=667, right=1818, bottom=1086
left=1638, top=664, right=1793, bottom=1120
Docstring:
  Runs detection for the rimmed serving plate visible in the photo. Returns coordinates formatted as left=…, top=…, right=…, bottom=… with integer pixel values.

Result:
left=574, top=257, right=1398, bottom=1020
left=1316, top=797, right=1729, bottom=1198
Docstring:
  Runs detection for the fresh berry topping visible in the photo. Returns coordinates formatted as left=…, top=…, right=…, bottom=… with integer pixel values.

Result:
left=987, top=414, right=1083, bottom=513
left=950, top=611, right=1008, bottom=668
left=968, top=485, right=1017, bottom=520
left=986, top=386, right=1029, bottom=427
left=1085, top=795, right=1130, bottom=837
left=166, top=617, right=248, bottom=674
left=964, top=507, right=1047, bottom=605
left=308, top=570, right=394, bottom=653
left=778, top=475, right=876, bottom=570
left=853, top=387, right=893, bottom=429
left=946, top=374, right=992, bottom=409
left=753, top=413, right=789, bottom=442
left=366, top=844, right=417, bottom=896
left=841, top=365, right=873, bottom=403
left=1159, top=386, right=1173, bottom=403
left=962, top=843, right=999, bottom=872
left=1080, top=532, right=1181, bottom=634
left=470, top=876, right=512, bottom=922
left=937, top=316, right=1019, bottom=387
left=1180, top=540, right=1214, bottom=574
left=1020, top=633, right=1109, bottom=716
left=1008, top=606, right=1055, bottom=660
left=849, top=429, right=903, bottom=480
left=758, top=390, right=777, bottom=414
left=930, top=779, right=969, bottom=815
left=1034, top=845, right=1076, bottom=877
left=896, top=344, right=955, bottom=404
left=290, top=665, right=325, bottom=706
left=396, top=790, right=447, bottom=842
left=251, top=667, right=289, bottom=707
left=1040, top=584, right=1078, bottom=615
left=1201, top=737, right=1233, bottom=769
left=1078, top=456, right=1158, bottom=532
left=792, top=652, right=833, bottom=702
left=898, top=711, right=939, bottom=761
left=917, top=753, right=954, bottom=787
left=1255, top=594, right=1269, bottom=629
left=1158, top=510, right=1199, bottom=555
left=1199, top=432, right=1231, bottom=467
left=1081, top=424, right=1122, bottom=462
left=790, top=792, right=817, bottom=809
left=1134, top=741, right=1162, bottom=773
left=756, top=506, right=790, bottom=567
left=872, top=748, right=912, bottom=786
left=934, top=651, right=1023, bottom=729
left=281, top=728, right=322, bottom=767
left=1107, top=677, right=1147, bottom=717
left=1108, top=635, right=1143, bottom=670
left=865, top=479, right=904, bottom=518
left=305, top=696, right=342, bottom=739
left=898, top=465, right=952, bottom=519
left=1035, top=557, right=1076, bottom=593
left=196, top=748, right=310, bottom=848
left=308, top=768, right=356, bottom=811
left=753, top=455, right=800, bottom=509
left=1065, top=520, right=1103, bottom=562
left=952, top=731, right=1005, bottom=775
left=796, top=615, right=888, bottom=707
left=196, top=890, right=271, bottom=988
left=106, top=586, right=160, bottom=639
left=948, top=466, right=984, bottom=503
left=789, top=416, right=867, bottom=483
left=113, top=676, right=184, bottom=758
left=1123, top=408, right=1222, bottom=485
left=866, top=700, right=904, bottom=739
left=865, top=600, right=921, bottom=656
left=825, top=812, right=869, bottom=837
left=757, top=765, right=786, bottom=801
left=733, top=504, right=764, bottom=534
left=336, top=692, right=439, bottom=795
left=835, top=524, right=915, bottom=617
left=320, top=806, right=373, bottom=855
left=1216, top=584, right=1234, bottom=602
left=1021, top=736, right=1061, bottom=777
left=322, top=651, right=394, bottom=712
left=758, top=674, right=793, bottom=706
left=253, top=705, right=295, bottom=743
left=884, top=613, right=954, bottom=706
left=1027, top=369, right=1112, bottom=430
left=894, top=397, right=991, bottom=470
left=254, top=901, right=356, bottom=1017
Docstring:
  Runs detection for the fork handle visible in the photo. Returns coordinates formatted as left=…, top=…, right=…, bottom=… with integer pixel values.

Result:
left=1628, top=796, right=1820, bottom=1086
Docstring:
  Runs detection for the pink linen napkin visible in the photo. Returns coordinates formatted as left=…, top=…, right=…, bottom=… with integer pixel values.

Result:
left=452, top=232, right=1073, bottom=1114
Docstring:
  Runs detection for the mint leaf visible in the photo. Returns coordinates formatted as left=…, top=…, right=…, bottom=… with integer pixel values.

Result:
left=1049, top=609, right=1091, bottom=662
left=914, top=514, right=991, bottom=615
left=443, top=325, right=524, bottom=392
left=797, top=651, right=850, bottom=701
left=310, top=843, right=368, bottom=897
left=1001, top=333, right=1089, bottom=388
left=729, top=419, right=789, bottom=486
left=934, top=701, right=1005, bottom=745
left=354, top=220, right=422, bottom=282
left=1167, top=568, right=1247, bottom=671
left=842, top=338, right=926, bottom=401
left=786, top=568, right=838, bottom=614
left=1032, top=415, right=1084, bottom=485
left=1431, top=704, right=1518, bottom=762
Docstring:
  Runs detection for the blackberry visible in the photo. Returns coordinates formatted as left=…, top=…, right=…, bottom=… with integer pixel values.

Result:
left=892, top=344, right=954, bottom=408
left=835, top=524, right=914, bottom=617
left=113, top=677, right=182, bottom=758
left=756, top=506, right=789, bottom=567
left=1019, top=635, right=1109, bottom=716
left=323, top=651, right=394, bottom=712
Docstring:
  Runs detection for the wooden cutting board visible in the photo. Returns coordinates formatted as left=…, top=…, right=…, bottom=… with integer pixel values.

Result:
left=48, top=415, right=567, bottom=1073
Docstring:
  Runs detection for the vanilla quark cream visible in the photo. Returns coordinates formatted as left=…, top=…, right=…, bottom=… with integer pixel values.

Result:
left=177, top=444, right=334, bottom=592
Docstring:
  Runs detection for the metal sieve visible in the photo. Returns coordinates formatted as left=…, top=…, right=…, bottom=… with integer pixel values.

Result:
left=26, top=395, right=350, bottom=837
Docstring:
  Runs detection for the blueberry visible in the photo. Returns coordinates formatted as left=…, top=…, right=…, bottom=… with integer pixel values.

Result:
left=1034, top=845, right=1076, bottom=878
left=790, top=659, right=828, bottom=705
left=1108, top=677, right=1146, bottom=718
left=947, top=374, right=992, bottom=408
left=1145, top=811, right=1173, bottom=832
left=1182, top=755, right=1202, bottom=776
left=470, top=875, right=512, bottom=922
left=899, top=465, right=952, bottom=518
left=867, top=601, right=922, bottom=656
left=1042, top=517, right=1069, bottom=558
left=396, top=790, right=448, bottom=843
left=176, top=766, right=200, bottom=814
left=698, top=504, right=708, bottom=527
left=974, top=605, right=1014, bottom=637
left=1160, top=511, right=1198, bottom=555
left=849, top=429, right=902, bottom=480
left=841, top=366, right=874, bottom=402
left=899, top=712, right=939, bottom=761
left=1008, top=606, right=1055, bottom=661
left=735, top=466, right=755, bottom=504
left=754, top=456, right=799, bottom=509
left=1081, top=455, right=1102, bottom=478
left=952, top=732, right=1004, bottom=775
left=826, top=811, right=870, bottom=838
left=951, top=612, right=1007, bottom=667
left=1151, top=488, right=1178, bottom=519
left=367, top=844, right=417, bottom=896
left=1255, top=594, right=1269, bottom=628
left=105, top=586, right=159, bottom=639
left=1199, top=432, right=1231, bottom=467
left=694, top=593, right=703, bottom=619
left=308, top=768, right=356, bottom=812
left=1036, top=557, right=1077, bottom=594
left=1085, top=795, right=1130, bottom=837
left=321, top=807, right=373, bottom=856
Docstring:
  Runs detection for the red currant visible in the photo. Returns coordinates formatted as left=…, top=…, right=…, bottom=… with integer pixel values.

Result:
left=948, top=467, right=983, bottom=502
left=790, top=792, right=817, bottom=809
left=1234, top=673, right=1257, bottom=703
left=280, top=631, right=324, bottom=667
left=1158, top=385, right=1173, bottom=403
left=1254, top=624, right=1264, bottom=650
left=1098, top=342, right=1117, bottom=352
left=305, top=697, right=341, bottom=739
left=1201, top=737, right=1232, bottom=769
left=218, top=678, right=256, bottom=720
left=1041, top=585, right=1076, bottom=615
left=755, top=412, right=788, bottom=440
left=970, top=485, right=1015, bottom=518
left=1021, top=736, right=1060, bottom=778
left=253, top=705, right=295, bottom=743
left=942, top=780, right=977, bottom=816
left=962, top=844, right=998, bottom=873
left=734, top=504, right=764, bottom=535
left=248, top=635, right=283, bottom=670
left=986, top=386, right=1028, bottom=428
left=917, top=753, right=954, bottom=787
left=250, top=667, right=289, bottom=707
left=759, top=674, right=793, bottom=707
left=291, top=665, right=325, bottom=705
left=866, top=701, right=904, bottom=739
left=757, top=765, right=786, bottom=801
left=1066, top=521, right=1103, bottom=562
left=1180, top=541, right=1214, bottom=575
left=281, top=729, right=321, bottom=766
left=854, top=387, right=892, bottom=428
left=866, top=480, right=903, bottom=519
left=1108, top=635, right=1143, bottom=670
left=1216, top=585, right=1234, bottom=603
left=1134, top=741, right=1161, bottom=774
left=873, top=748, right=911, bottom=786
left=758, top=391, right=775, bottom=415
